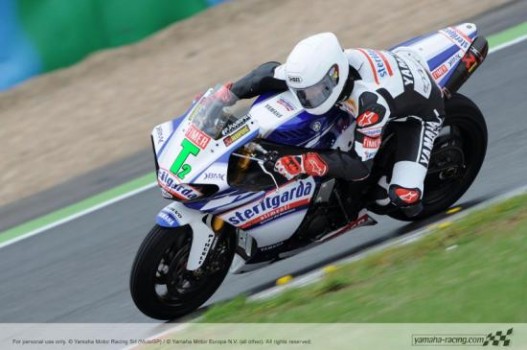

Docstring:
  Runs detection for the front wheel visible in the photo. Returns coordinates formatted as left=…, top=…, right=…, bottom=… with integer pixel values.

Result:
left=389, top=93, right=487, bottom=221
left=130, top=223, right=235, bottom=320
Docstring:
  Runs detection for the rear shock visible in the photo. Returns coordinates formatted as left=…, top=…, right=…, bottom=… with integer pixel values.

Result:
left=443, top=36, right=488, bottom=98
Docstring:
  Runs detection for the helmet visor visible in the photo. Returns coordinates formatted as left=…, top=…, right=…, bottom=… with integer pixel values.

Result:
left=291, top=65, right=339, bottom=109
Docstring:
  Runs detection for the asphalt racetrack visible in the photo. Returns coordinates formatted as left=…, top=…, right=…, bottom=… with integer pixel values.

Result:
left=1, top=6, right=527, bottom=323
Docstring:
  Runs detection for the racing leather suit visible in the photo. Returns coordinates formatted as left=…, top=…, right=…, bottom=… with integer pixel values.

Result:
left=229, top=48, right=445, bottom=209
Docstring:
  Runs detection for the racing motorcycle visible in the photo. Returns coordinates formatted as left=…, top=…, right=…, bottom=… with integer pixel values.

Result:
left=130, top=23, right=488, bottom=319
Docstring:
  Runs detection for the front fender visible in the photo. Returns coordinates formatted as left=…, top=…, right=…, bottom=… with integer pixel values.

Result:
left=156, top=202, right=216, bottom=271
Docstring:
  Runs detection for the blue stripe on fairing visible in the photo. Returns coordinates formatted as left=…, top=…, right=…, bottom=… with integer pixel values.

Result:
left=389, top=32, right=434, bottom=50
left=438, top=67, right=457, bottom=89
left=156, top=210, right=180, bottom=228
left=427, top=26, right=479, bottom=72
left=266, top=108, right=344, bottom=148
left=216, top=151, right=231, bottom=163
left=252, top=92, right=278, bottom=106
left=431, top=30, right=478, bottom=88
left=184, top=191, right=266, bottom=213
left=428, top=44, right=460, bottom=71
left=184, top=188, right=266, bottom=212
left=435, top=33, right=478, bottom=89
left=210, top=191, right=267, bottom=215
left=156, top=115, right=185, bottom=157
left=182, top=199, right=209, bottom=211
left=439, top=30, right=478, bottom=88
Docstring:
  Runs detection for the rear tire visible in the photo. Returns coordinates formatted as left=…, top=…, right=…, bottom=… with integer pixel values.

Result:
left=130, top=224, right=235, bottom=320
left=389, top=93, right=487, bottom=221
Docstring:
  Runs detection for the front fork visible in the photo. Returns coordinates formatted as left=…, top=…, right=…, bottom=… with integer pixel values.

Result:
left=156, top=202, right=224, bottom=271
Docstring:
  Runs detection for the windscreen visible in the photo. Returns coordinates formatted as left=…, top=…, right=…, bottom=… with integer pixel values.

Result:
left=189, top=85, right=242, bottom=140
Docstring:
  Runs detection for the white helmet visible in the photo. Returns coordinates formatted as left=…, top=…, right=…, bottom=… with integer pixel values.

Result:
left=277, top=32, right=349, bottom=115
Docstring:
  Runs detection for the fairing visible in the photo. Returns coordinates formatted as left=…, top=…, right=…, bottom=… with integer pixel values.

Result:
left=150, top=23, right=482, bottom=271
left=391, top=23, right=479, bottom=88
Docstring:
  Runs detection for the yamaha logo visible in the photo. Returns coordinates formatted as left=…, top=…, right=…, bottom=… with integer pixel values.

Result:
left=311, top=121, right=321, bottom=132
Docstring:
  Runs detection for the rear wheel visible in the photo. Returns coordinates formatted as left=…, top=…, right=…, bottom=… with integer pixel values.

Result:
left=389, top=93, right=487, bottom=221
left=130, top=223, right=235, bottom=320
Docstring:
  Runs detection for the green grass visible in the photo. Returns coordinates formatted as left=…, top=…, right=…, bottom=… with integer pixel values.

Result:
left=203, top=195, right=527, bottom=322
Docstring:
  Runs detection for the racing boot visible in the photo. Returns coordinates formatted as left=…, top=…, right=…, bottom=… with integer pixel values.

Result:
left=366, top=176, right=398, bottom=215
left=388, top=185, right=423, bottom=218
left=367, top=176, right=423, bottom=217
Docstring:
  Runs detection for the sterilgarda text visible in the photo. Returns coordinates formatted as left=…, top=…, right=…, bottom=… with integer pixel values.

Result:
left=225, top=180, right=313, bottom=228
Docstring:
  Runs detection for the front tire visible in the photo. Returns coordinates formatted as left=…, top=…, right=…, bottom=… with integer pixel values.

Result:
left=389, top=93, right=487, bottom=221
left=130, top=224, right=235, bottom=320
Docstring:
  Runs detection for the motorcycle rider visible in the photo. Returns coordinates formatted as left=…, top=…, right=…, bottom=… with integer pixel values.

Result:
left=213, top=32, right=445, bottom=216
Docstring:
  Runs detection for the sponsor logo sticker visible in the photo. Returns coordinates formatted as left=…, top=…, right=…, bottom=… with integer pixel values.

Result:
left=169, top=138, right=201, bottom=180
left=363, top=136, right=381, bottom=149
left=158, top=168, right=202, bottom=200
left=221, top=115, right=250, bottom=136
left=264, top=104, right=283, bottom=118
left=204, top=172, right=226, bottom=182
left=440, top=27, right=472, bottom=50
left=357, top=49, right=394, bottom=84
left=367, top=49, right=393, bottom=79
left=447, top=51, right=462, bottom=67
left=223, top=125, right=250, bottom=146
left=199, top=233, right=215, bottom=265
left=277, top=98, right=296, bottom=111
left=357, top=111, right=380, bottom=127
left=462, top=52, right=478, bottom=72
left=432, top=64, right=448, bottom=80
left=158, top=205, right=184, bottom=225
left=187, top=100, right=207, bottom=122
left=185, top=124, right=211, bottom=150
left=358, top=126, right=382, bottom=138
left=155, top=126, right=165, bottom=145
left=158, top=212, right=176, bottom=225
left=223, top=179, right=313, bottom=229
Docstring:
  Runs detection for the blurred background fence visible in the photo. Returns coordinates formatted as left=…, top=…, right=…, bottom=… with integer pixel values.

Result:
left=0, top=0, right=227, bottom=91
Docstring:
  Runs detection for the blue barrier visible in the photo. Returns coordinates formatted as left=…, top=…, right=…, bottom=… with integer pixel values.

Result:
left=0, top=0, right=228, bottom=91
left=0, top=0, right=42, bottom=91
